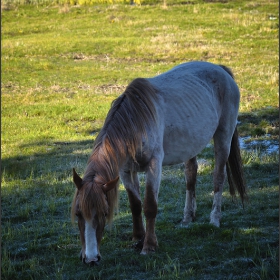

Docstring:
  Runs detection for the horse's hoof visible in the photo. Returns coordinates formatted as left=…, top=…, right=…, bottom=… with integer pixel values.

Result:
left=140, top=247, right=156, bottom=255
left=210, top=220, right=220, bottom=227
left=180, top=222, right=191, bottom=228
left=132, top=237, right=144, bottom=250
left=181, top=216, right=196, bottom=228
left=140, top=250, right=147, bottom=255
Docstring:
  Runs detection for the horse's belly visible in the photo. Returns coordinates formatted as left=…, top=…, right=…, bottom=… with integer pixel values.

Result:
left=162, top=131, right=213, bottom=165
left=162, top=110, right=219, bottom=165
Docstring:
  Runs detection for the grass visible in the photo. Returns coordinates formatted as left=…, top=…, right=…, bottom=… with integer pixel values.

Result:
left=1, top=0, right=279, bottom=279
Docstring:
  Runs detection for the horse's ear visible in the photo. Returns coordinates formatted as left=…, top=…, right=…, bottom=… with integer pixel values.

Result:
left=102, top=176, right=119, bottom=193
left=73, top=168, right=83, bottom=190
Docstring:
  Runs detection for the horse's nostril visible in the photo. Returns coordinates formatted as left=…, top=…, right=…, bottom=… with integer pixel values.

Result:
left=90, top=256, right=101, bottom=266
left=89, top=261, right=98, bottom=266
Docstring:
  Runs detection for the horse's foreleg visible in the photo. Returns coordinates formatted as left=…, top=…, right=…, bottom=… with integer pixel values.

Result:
left=121, top=171, right=145, bottom=242
left=141, top=157, right=161, bottom=255
left=182, top=157, right=197, bottom=227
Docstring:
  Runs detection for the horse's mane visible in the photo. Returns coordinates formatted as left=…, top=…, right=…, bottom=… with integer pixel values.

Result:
left=93, top=77, right=158, bottom=165
left=77, top=78, right=158, bottom=224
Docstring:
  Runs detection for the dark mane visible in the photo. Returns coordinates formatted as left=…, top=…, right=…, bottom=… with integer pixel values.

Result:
left=79, top=78, right=158, bottom=224
left=95, top=78, right=158, bottom=163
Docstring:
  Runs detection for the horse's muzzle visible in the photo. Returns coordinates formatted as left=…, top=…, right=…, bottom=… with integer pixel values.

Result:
left=82, top=255, right=101, bottom=266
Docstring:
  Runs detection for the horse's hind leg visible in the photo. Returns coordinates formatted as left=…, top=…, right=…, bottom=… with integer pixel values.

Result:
left=120, top=171, right=145, bottom=243
left=210, top=132, right=231, bottom=227
left=182, top=157, right=198, bottom=227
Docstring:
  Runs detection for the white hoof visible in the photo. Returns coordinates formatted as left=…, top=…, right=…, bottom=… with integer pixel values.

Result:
left=210, top=219, right=220, bottom=227
left=181, top=215, right=193, bottom=227
left=210, top=210, right=221, bottom=227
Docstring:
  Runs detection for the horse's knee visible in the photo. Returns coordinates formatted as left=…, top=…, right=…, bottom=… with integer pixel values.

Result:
left=127, top=189, right=142, bottom=216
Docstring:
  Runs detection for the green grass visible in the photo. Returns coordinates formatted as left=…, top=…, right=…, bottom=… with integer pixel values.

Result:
left=1, top=0, right=279, bottom=279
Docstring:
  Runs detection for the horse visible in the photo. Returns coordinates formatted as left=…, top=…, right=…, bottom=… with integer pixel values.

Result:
left=71, top=61, right=247, bottom=265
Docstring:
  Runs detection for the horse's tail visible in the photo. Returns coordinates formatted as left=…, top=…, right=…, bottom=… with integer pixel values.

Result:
left=226, top=127, right=248, bottom=205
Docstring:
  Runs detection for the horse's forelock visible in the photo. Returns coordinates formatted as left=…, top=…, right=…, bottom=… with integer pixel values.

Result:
left=79, top=182, right=108, bottom=222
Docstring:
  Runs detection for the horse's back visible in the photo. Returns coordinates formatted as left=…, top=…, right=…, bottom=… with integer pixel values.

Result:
left=147, top=61, right=240, bottom=165
left=149, top=61, right=238, bottom=97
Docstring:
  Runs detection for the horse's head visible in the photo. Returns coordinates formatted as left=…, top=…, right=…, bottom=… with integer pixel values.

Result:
left=72, top=168, right=119, bottom=265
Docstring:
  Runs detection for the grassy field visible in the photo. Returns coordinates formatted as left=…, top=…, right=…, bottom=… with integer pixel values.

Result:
left=1, top=0, right=279, bottom=279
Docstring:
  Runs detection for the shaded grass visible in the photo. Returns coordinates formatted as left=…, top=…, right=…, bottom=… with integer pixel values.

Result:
left=1, top=1, right=279, bottom=279
left=1, top=150, right=278, bottom=279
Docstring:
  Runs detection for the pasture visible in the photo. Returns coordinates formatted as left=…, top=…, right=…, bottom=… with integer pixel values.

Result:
left=1, top=0, right=279, bottom=279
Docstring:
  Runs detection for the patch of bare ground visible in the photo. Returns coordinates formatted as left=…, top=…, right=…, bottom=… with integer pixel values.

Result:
left=62, top=53, right=177, bottom=64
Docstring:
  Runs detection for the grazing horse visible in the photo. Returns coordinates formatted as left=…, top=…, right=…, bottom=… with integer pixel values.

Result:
left=71, top=61, right=247, bottom=265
